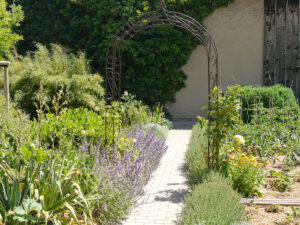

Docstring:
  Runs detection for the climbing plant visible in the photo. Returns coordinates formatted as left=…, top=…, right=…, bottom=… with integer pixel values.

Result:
left=9, top=0, right=234, bottom=106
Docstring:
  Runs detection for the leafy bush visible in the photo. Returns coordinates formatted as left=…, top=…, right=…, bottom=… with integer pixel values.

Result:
left=219, top=136, right=265, bottom=197
left=241, top=85, right=299, bottom=123
left=33, top=108, right=106, bottom=149
left=0, top=157, right=92, bottom=224
left=120, top=93, right=172, bottom=128
left=269, top=170, right=294, bottom=192
left=10, top=0, right=234, bottom=106
left=181, top=182, right=246, bottom=225
left=206, top=85, right=242, bottom=168
left=185, top=123, right=208, bottom=185
left=0, top=0, right=23, bottom=59
left=5, top=44, right=104, bottom=117
left=225, top=150, right=264, bottom=197
left=229, top=103, right=299, bottom=160
left=144, top=123, right=169, bottom=140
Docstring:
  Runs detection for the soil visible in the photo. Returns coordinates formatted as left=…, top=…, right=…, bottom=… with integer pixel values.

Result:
left=246, top=156, right=300, bottom=225
left=246, top=205, right=299, bottom=225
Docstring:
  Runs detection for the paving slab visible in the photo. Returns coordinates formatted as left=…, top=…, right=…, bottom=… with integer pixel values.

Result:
left=122, top=122, right=192, bottom=225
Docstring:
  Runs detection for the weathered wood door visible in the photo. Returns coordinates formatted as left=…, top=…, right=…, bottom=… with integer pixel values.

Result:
left=264, top=0, right=300, bottom=101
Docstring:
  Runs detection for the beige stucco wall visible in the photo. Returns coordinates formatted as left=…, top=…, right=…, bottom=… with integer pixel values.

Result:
left=167, top=0, right=264, bottom=119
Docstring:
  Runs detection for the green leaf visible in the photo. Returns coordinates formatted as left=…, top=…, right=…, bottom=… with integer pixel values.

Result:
left=13, top=199, right=42, bottom=215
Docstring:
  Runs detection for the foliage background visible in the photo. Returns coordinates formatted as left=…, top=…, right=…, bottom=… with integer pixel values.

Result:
left=8, top=0, right=234, bottom=106
left=4, top=44, right=104, bottom=117
left=0, top=0, right=23, bottom=59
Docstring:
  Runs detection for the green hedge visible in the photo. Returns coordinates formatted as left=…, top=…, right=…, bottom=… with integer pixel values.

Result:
left=183, top=123, right=247, bottom=225
left=185, top=123, right=208, bottom=185
left=241, top=85, right=299, bottom=123
left=181, top=182, right=246, bottom=225
left=9, top=0, right=234, bottom=106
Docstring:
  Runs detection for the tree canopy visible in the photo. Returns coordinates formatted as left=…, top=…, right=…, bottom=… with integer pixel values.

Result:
left=0, top=0, right=23, bottom=60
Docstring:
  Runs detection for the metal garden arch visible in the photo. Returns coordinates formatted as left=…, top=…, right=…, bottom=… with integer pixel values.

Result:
left=105, top=0, right=219, bottom=167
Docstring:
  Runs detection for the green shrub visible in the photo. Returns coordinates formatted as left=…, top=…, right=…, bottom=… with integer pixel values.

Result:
left=120, top=93, right=172, bottom=128
left=5, top=44, right=104, bottom=117
left=200, top=169, right=230, bottom=185
left=181, top=182, right=246, bottom=225
left=208, top=85, right=242, bottom=168
left=0, top=0, right=23, bottom=59
left=185, top=123, right=208, bottom=185
left=0, top=96, right=35, bottom=168
left=227, top=103, right=299, bottom=160
left=185, top=122, right=231, bottom=186
left=33, top=108, right=105, bottom=149
left=144, top=123, right=169, bottom=140
left=241, top=85, right=299, bottom=123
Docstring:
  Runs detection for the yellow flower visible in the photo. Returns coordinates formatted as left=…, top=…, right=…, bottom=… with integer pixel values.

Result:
left=253, top=164, right=257, bottom=167
left=233, top=163, right=237, bottom=167
left=267, top=161, right=271, bottom=165
left=233, top=135, right=245, bottom=145
left=195, top=160, right=200, bottom=165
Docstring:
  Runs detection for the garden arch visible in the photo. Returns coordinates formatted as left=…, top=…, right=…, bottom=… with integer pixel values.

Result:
left=105, top=0, right=219, bottom=167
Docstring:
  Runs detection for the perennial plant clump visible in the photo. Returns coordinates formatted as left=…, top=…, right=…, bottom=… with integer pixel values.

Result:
left=79, top=125, right=168, bottom=224
left=80, top=125, right=168, bottom=198
left=181, top=182, right=246, bottom=225
left=5, top=44, right=104, bottom=117
left=221, top=135, right=264, bottom=197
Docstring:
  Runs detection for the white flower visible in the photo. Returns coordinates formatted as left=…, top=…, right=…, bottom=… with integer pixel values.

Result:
left=124, top=91, right=128, bottom=96
left=233, top=135, right=245, bottom=145
left=133, top=138, right=137, bottom=144
left=82, top=130, right=86, bottom=135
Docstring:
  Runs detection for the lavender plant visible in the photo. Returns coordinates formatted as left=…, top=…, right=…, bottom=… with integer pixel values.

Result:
left=80, top=125, right=167, bottom=197
left=79, top=125, right=167, bottom=223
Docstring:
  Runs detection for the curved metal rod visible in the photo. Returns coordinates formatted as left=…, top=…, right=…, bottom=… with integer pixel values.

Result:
left=105, top=2, right=219, bottom=168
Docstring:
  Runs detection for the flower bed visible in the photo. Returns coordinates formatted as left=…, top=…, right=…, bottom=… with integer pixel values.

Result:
left=182, top=85, right=299, bottom=225
left=0, top=92, right=169, bottom=224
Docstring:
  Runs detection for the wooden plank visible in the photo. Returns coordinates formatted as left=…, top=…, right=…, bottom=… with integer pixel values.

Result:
left=286, top=0, right=299, bottom=93
left=264, top=0, right=276, bottom=85
left=297, top=0, right=300, bottom=101
left=241, top=198, right=300, bottom=206
left=276, top=0, right=287, bottom=85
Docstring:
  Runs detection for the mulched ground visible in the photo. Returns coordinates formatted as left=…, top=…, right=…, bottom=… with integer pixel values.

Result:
left=246, top=156, right=300, bottom=225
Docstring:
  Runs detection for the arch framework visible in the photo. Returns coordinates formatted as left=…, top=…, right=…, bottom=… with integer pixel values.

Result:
left=105, top=0, right=219, bottom=167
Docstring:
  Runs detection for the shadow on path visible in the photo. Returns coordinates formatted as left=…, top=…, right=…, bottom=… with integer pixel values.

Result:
left=154, top=189, right=189, bottom=204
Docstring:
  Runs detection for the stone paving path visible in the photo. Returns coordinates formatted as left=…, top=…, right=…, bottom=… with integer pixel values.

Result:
left=122, top=121, right=194, bottom=225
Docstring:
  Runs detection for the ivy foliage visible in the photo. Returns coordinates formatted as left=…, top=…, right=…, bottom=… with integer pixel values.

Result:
left=0, top=0, right=23, bottom=59
left=9, top=0, right=234, bottom=106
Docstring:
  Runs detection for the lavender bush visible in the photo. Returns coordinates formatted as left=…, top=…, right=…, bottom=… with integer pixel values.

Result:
left=79, top=124, right=167, bottom=220
left=107, top=125, right=168, bottom=196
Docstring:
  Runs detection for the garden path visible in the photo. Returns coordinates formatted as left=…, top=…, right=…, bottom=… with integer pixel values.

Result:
left=122, top=121, right=194, bottom=225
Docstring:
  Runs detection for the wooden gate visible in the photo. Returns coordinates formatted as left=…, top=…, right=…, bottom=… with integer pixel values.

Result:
left=264, top=0, right=300, bottom=101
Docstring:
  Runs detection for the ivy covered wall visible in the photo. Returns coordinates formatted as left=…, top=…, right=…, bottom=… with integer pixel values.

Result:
left=9, top=0, right=234, bottom=106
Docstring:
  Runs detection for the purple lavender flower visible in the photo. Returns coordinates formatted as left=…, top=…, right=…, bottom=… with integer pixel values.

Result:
left=79, top=124, right=168, bottom=200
